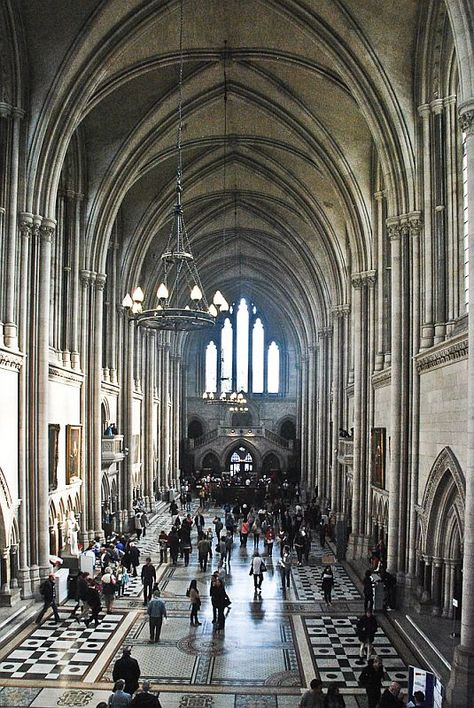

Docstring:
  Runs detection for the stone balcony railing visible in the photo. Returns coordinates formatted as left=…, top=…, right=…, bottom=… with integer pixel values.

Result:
left=337, top=437, right=353, bottom=466
left=189, top=427, right=293, bottom=451
left=102, top=434, right=125, bottom=463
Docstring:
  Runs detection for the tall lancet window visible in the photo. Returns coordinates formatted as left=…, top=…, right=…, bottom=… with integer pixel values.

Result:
left=267, top=341, right=280, bottom=393
left=252, top=318, right=264, bottom=393
left=205, top=341, right=217, bottom=393
left=221, top=318, right=233, bottom=392
left=236, top=298, right=249, bottom=392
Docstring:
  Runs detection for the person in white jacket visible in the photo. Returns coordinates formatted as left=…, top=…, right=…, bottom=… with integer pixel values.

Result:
left=250, top=551, right=266, bottom=593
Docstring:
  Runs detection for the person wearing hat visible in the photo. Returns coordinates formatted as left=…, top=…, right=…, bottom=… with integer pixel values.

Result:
left=112, top=646, right=141, bottom=697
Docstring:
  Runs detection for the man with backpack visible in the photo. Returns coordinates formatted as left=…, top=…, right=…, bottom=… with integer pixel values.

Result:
left=36, top=573, right=60, bottom=624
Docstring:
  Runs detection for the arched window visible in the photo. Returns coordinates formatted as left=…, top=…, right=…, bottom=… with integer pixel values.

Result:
left=229, top=446, right=253, bottom=476
left=267, top=341, right=280, bottom=393
left=252, top=318, right=264, bottom=393
left=204, top=298, right=281, bottom=394
left=205, top=342, right=217, bottom=393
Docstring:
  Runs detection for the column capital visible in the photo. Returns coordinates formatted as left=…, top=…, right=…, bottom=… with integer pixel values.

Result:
left=39, top=218, right=56, bottom=243
left=459, top=108, right=474, bottom=136
left=318, top=326, right=332, bottom=340
left=332, top=304, right=350, bottom=319
left=95, top=273, right=107, bottom=291
left=443, top=95, right=457, bottom=108
left=80, top=269, right=93, bottom=287
left=0, top=102, right=25, bottom=119
left=418, top=103, right=431, bottom=118
left=407, top=212, right=423, bottom=238
left=374, top=190, right=386, bottom=202
left=430, top=98, right=444, bottom=115
left=351, top=270, right=376, bottom=288
left=18, top=212, right=34, bottom=238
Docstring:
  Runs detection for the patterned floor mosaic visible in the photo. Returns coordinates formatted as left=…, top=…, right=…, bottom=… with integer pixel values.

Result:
left=304, top=616, right=408, bottom=689
left=0, top=502, right=412, bottom=707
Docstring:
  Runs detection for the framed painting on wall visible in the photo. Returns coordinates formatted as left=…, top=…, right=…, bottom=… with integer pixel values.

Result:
left=48, top=424, right=60, bottom=491
left=371, top=427, right=386, bottom=489
left=66, top=424, right=82, bottom=483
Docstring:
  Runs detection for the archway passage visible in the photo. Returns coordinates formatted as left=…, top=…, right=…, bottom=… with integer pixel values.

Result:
left=279, top=419, right=296, bottom=441
left=187, top=419, right=204, bottom=440
left=201, top=452, right=220, bottom=477
left=261, top=452, right=281, bottom=480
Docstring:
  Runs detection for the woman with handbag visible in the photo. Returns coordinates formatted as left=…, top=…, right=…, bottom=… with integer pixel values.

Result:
left=187, top=579, right=201, bottom=626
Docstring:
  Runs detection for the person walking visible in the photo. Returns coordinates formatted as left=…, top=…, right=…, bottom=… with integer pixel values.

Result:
left=108, top=678, right=132, bottom=707
left=294, top=528, right=306, bottom=565
left=212, top=576, right=229, bottom=632
left=36, top=574, right=60, bottom=624
left=279, top=545, right=292, bottom=591
left=187, top=579, right=202, bottom=626
left=71, top=571, right=90, bottom=618
left=363, top=569, right=374, bottom=612
left=83, top=582, right=102, bottom=627
left=141, top=558, right=156, bottom=606
left=250, top=551, right=266, bottom=593
left=112, top=647, right=141, bottom=697
left=252, top=517, right=262, bottom=550
left=134, top=513, right=143, bottom=541
left=224, top=532, right=233, bottom=565
left=158, top=531, right=168, bottom=564
left=358, top=656, right=385, bottom=708
left=321, top=565, right=334, bottom=606
left=197, top=535, right=210, bottom=572
left=168, top=528, right=179, bottom=566
left=147, top=590, right=167, bottom=643
left=264, top=526, right=275, bottom=555
left=181, top=535, right=192, bottom=567
left=240, top=518, right=250, bottom=546
left=140, top=512, right=149, bottom=538
left=356, top=609, right=378, bottom=660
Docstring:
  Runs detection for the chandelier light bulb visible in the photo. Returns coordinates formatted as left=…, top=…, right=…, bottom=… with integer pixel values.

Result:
left=157, top=283, right=169, bottom=300
left=132, top=286, right=144, bottom=303
left=208, top=304, right=218, bottom=317
left=213, top=290, right=224, bottom=307
left=132, top=301, right=143, bottom=314
left=191, top=285, right=202, bottom=301
left=122, top=293, right=133, bottom=308
left=220, top=298, right=229, bottom=312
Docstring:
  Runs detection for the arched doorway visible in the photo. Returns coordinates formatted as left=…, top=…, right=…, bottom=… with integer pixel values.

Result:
left=202, top=452, right=220, bottom=476
left=261, top=452, right=281, bottom=480
left=279, top=419, right=296, bottom=440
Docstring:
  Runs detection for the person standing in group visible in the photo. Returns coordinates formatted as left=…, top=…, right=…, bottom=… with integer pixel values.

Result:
left=212, top=576, right=230, bottom=632
left=168, top=528, right=179, bottom=566
left=240, top=518, right=250, bottom=546
left=379, top=681, right=406, bottom=707
left=279, top=545, right=292, bottom=591
left=252, top=517, right=262, bottom=550
left=358, top=656, right=385, bottom=708
left=356, top=609, right=378, bottom=660
left=323, top=684, right=345, bottom=707
left=187, top=579, right=202, bottom=626
left=130, top=680, right=163, bottom=707
left=129, top=543, right=140, bottom=577
left=141, top=557, right=156, bottom=606
left=321, top=565, right=334, bottom=606
left=250, top=551, right=266, bottom=594
left=101, top=567, right=117, bottom=613
left=264, top=526, right=275, bottom=556
left=112, top=646, right=141, bottom=697
left=108, top=678, right=132, bottom=707
left=181, top=535, right=192, bottom=567
left=117, top=565, right=130, bottom=597
left=299, top=678, right=324, bottom=707
left=224, top=532, right=233, bottom=565
left=36, top=574, right=60, bottom=624
left=83, top=581, right=102, bottom=627
left=71, top=571, right=90, bottom=618
left=147, top=590, right=167, bottom=643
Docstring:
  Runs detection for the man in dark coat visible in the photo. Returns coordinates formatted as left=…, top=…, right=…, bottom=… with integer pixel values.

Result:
left=141, top=557, right=156, bottom=605
left=112, top=646, right=141, bottom=696
left=36, top=574, right=60, bottom=624
left=356, top=609, right=378, bottom=660
left=379, top=681, right=405, bottom=707
left=130, top=680, right=162, bottom=707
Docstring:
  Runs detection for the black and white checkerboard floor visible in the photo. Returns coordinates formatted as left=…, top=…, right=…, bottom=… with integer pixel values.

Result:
left=292, top=563, right=361, bottom=602
left=304, top=616, right=408, bottom=689
left=0, top=614, right=122, bottom=680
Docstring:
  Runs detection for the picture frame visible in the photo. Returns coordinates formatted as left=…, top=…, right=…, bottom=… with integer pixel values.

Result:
left=48, top=424, right=60, bottom=491
left=371, top=427, right=386, bottom=489
left=66, top=424, right=82, bottom=483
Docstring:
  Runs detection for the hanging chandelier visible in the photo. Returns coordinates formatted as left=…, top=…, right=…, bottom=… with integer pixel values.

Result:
left=122, top=0, right=228, bottom=331
left=202, top=390, right=248, bottom=412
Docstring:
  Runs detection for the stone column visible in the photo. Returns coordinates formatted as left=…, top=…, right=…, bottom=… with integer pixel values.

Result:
left=38, top=218, right=56, bottom=576
left=125, top=318, right=135, bottom=512
left=79, top=270, right=92, bottom=540
left=374, top=190, right=386, bottom=370
left=418, top=103, right=434, bottom=349
left=442, top=561, right=453, bottom=618
left=70, top=195, right=82, bottom=369
left=447, top=104, right=474, bottom=706
left=4, top=108, right=24, bottom=348
left=444, top=96, right=459, bottom=332
left=307, top=347, right=316, bottom=491
left=145, top=330, right=155, bottom=501
left=421, top=555, right=432, bottom=604
left=407, top=215, right=423, bottom=587
left=299, top=354, right=308, bottom=488
left=317, top=330, right=331, bottom=500
left=92, top=274, right=106, bottom=534
left=162, top=339, right=171, bottom=487
left=431, top=558, right=443, bottom=616
left=386, top=218, right=402, bottom=576
left=347, top=274, right=363, bottom=558
left=109, top=238, right=118, bottom=383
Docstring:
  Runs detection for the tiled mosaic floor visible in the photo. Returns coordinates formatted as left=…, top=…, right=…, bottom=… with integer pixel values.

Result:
left=0, top=502, right=412, bottom=707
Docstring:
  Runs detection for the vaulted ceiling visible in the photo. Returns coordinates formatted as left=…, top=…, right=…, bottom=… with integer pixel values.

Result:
left=19, top=0, right=424, bottom=350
